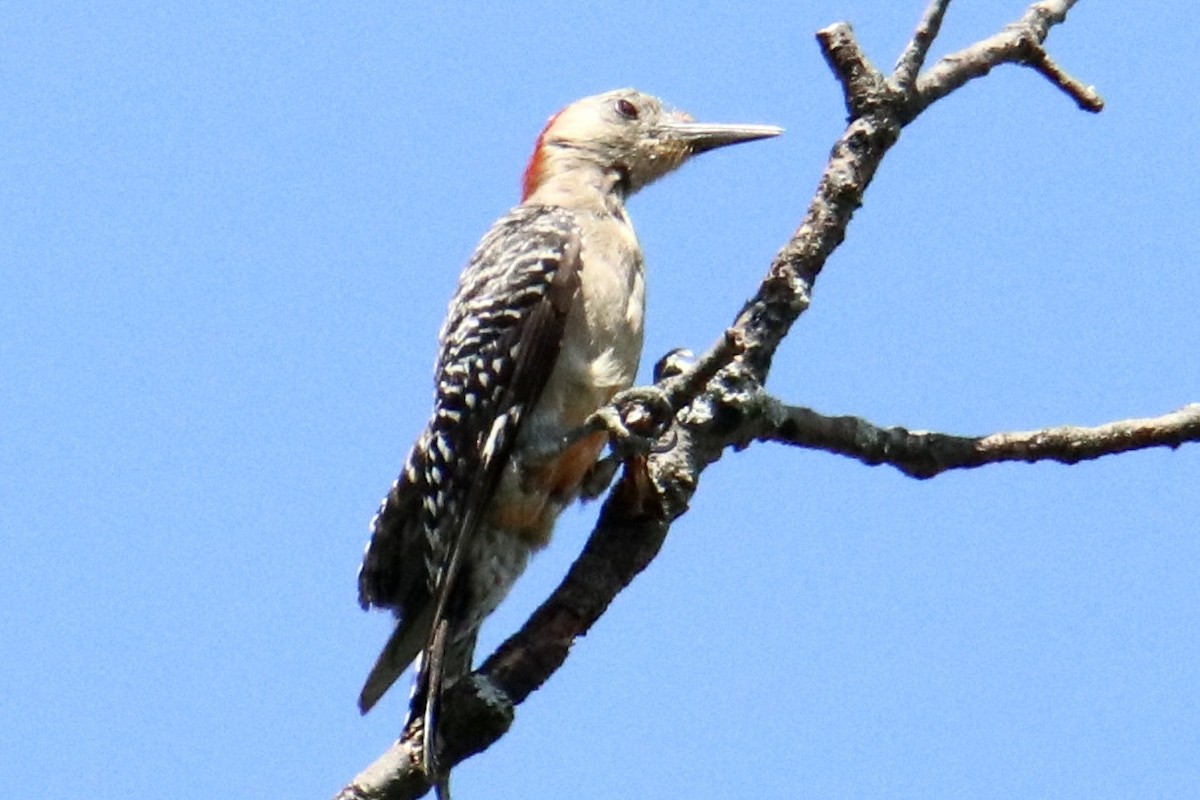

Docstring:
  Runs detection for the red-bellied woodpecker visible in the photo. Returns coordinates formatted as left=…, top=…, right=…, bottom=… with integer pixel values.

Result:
left=357, top=88, right=781, bottom=787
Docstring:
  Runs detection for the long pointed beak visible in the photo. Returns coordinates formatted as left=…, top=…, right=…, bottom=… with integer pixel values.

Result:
left=660, top=121, right=784, bottom=154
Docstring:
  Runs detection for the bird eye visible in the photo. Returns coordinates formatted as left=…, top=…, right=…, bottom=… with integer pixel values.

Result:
left=614, top=98, right=639, bottom=120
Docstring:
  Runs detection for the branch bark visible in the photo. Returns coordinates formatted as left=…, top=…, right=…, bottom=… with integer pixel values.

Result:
left=334, top=2, right=1188, bottom=797
left=913, top=0, right=1103, bottom=116
left=745, top=400, right=1200, bottom=479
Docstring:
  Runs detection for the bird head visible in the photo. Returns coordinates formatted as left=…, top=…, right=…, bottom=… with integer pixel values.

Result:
left=521, top=88, right=782, bottom=202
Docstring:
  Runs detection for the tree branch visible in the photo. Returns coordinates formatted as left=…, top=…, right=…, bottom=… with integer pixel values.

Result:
left=913, top=0, right=1103, bottom=117
left=335, top=2, right=1123, bottom=797
left=1023, top=46, right=1105, bottom=112
left=744, top=399, right=1200, bottom=479
left=893, top=0, right=951, bottom=92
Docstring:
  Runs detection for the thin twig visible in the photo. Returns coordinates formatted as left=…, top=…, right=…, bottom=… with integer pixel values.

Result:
left=893, top=0, right=952, bottom=91
left=913, top=0, right=1096, bottom=118
left=1023, top=46, right=1105, bottom=111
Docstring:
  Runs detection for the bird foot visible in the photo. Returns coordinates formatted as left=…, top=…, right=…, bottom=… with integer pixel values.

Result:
left=586, top=385, right=676, bottom=459
left=652, top=347, right=695, bottom=382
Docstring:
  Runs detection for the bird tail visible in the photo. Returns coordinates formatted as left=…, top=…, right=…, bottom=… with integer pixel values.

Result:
left=357, top=603, right=434, bottom=714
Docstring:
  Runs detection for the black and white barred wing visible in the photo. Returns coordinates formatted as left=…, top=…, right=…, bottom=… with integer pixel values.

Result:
left=356, top=204, right=582, bottom=712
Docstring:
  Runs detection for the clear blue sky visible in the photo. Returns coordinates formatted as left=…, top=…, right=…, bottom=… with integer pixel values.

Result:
left=3, top=2, right=1197, bottom=798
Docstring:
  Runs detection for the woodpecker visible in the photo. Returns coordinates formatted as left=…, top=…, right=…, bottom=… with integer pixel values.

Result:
left=357, top=88, right=780, bottom=785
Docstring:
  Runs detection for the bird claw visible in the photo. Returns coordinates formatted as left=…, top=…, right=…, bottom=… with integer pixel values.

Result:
left=653, top=347, right=695, bottom=382
left=586, top=385, right=676, bottom=458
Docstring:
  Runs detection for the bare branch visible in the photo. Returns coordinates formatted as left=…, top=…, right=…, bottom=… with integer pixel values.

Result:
left=335, top=733, right=425, bottom=800
left=335, top=673, right=515, bottom=799
left=913, top=0, right=1102, bottom=117
left=658, top=328, right=746, bottom=409
left=1024, top=46, right=1105, bottom=112
left=817, top=22, right=890, bottom=119
left=893, top=0, right=952, bottom=91
left=747, top=400, right=1200, bottom=479
left=731, top=54, right=900, bottom=383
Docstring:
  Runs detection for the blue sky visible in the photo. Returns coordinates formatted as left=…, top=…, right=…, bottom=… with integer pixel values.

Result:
left=3, top=2, right=1197, bottom=798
